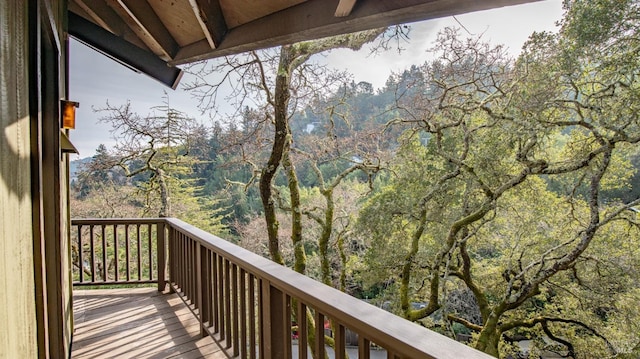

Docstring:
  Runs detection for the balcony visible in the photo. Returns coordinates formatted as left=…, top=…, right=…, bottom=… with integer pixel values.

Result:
left=70, top=218, right=493, bottom=359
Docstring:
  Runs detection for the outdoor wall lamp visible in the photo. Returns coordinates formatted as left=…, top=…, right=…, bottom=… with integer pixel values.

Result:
left=60, top=100, right=80, bottom=154
left=61, top=100, right=79, bottom=129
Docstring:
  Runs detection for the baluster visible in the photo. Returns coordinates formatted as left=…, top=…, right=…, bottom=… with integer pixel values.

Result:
left=176, top=231, right=182, bottom=290
left=125, top=224, right=130, bottom=281
left=240, top=268, right=248, bottom=359
left=207, top=251, right=214, bottom=328
left=113, top=224, right=119, bottom=282
left=89, top=225, right=95, bottom=282
left=182, top=238, right=194, bottom=304
left=258, top=278, right=264, bottom=359
left=177, top=231, right=183, bottom=291
left=196, top=242, right=204, bottom=336
left=189, top=237, right=195, bottom=303
left=218, top=255, right=226, bottom=340
left=136, top=224, right=142, bottom=280
left=173, top=230, right=178, bottom=289
left=297, top=302, right=307, bottom=359
left=101, top=225, right=107, bottom=281
left=178, top=233, right=183, bottom=293
left=183, top=233, right=188, bottom=294
left=358, top=336, right=371, bottom=359
left=188, top=235, right=193, bottom=299
left=148, top=223, right=153, bottom=280
left=314, top=311, right=325, bottom=359
left=232, top=263, right=240, bottom=356
left=283, top=294, right=292, bottom=359
left=224, top=259, right=232, bottom=348
left=212, top=252, right=220, bottom=334
left=187, top=237, right=200, bottom=309
left=334, top=322, right=346, bottom=359
left=249, top=273, right=256, bottom=359
left=78, top=224, right=83, bottom=283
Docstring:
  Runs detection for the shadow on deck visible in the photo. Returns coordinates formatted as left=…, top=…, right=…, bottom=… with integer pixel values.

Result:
left=71, top=287, right=227, bottom=359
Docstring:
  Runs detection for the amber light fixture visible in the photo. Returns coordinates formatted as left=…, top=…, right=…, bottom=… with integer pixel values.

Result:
left=61, top=100, right=79, bottom=129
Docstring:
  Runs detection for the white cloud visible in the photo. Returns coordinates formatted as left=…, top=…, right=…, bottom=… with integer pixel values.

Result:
left=323, top=0, right=563, bottom=89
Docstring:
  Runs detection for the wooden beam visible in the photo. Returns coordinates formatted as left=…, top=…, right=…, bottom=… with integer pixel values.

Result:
left=69, top=0, right=151, bottom=52
left=188, top=0, right=228, bottom=49
left=105, top=0, right=179, bottom=60
left=68, top=12, right=184, bottom=89
left=171, top=0, right=542, bottom=65
left=335, top=0, right=357, bottom=17
left=71, top=0, right=117, bottom=33
left=69, top=0, right=116, bottom=34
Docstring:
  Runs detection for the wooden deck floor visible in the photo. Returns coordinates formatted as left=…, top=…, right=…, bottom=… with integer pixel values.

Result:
left=71, top=287, right=227, bottom=359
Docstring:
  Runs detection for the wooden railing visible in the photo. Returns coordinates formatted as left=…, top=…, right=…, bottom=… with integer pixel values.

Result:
left=71, top=218, right=165, bottom=288
left=71, top=218, right=493, bottom=359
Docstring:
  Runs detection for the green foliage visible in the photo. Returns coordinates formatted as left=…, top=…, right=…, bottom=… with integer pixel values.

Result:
left=355, top=3, right=640, bottom=355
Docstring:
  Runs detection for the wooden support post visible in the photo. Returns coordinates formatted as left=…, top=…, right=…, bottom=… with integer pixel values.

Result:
left=157, top=221, right=166, bottom=292
left=261, top=281, right=285, bottom=359
left=168, top=227, right=176, bottom=293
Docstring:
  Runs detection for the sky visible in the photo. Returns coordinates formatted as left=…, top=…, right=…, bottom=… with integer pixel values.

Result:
left=68, top=0, right=564, bottom=159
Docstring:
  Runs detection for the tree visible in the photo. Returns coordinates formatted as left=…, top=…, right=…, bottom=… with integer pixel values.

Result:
left=186, top=28, right=404, bottom=358
left=185, top=28, right=404, bottom=269
left=73, top=144, right=126, bottom=199
left=357, top=2, right=640, bottom=355
left=91, top=96, right=227, bottom=235
left=95, top=95, right=200, bottom=217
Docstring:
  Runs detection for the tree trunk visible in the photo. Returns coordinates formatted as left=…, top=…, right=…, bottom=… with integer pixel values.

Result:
left=319, top=188, right=334, bottom=285
left=259, top=45, right=293, bottom=265
left=475, top=311, right=503, bottom=357
left=157, top=168, right=170, bottom=217
left=282, top=136, right=306, bottom=274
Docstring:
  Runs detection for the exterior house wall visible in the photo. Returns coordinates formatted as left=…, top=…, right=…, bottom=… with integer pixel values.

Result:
left=0, top=0, right=72, bottom=357
left=0, top=0, right=39, bottom=357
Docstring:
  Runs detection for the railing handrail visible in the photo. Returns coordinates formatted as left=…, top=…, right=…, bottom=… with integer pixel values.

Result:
left=164, top=217, right=492, bottom=359
left=71, top=218, right=165, bottom=225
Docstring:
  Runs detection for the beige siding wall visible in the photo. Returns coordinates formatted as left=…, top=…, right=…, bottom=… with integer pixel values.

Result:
left=57, top=0, right=73, bottom=352
left=0, top=0, right=39, bottom=357
left=62, top=153, right=72, bottom=356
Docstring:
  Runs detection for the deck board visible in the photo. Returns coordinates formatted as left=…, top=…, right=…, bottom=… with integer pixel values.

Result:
left=71, top=287, right=227, bottom=359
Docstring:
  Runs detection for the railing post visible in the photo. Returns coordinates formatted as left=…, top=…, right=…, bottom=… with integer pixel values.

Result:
left=157, top=221, right=166, bottom=292
left=261, top=281, right=286, bottom=359
left=168, top=224, right=176, bottom=294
